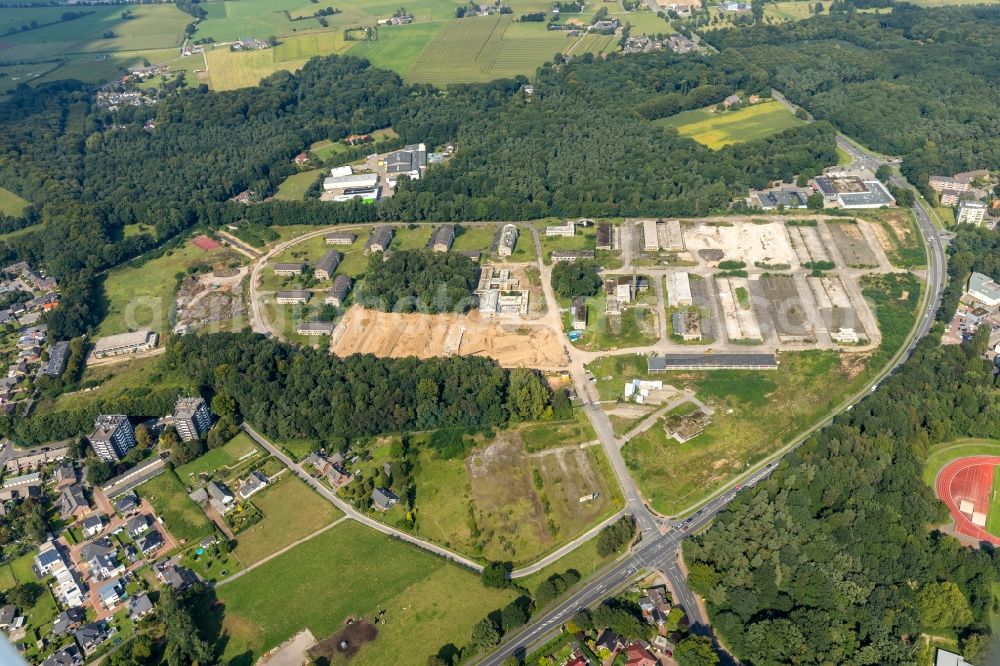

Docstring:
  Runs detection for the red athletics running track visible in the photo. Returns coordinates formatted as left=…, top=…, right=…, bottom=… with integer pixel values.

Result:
left=935, top=456, right=1000, bottom=546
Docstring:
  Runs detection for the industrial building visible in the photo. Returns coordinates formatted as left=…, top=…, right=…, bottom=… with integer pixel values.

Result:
left=668, top=272, right=692, bottom=306
left=572, top=297, right=587, bottom=330
left=647, top=353, right=778, bottom=371
left=968, top=272, right=1000, bottom=307
left=92, top=330, right=158, bottom=358
left=89, top=415, right=136, bottom=462
left=813, top=174, right=895, bottom=209
left=596, top=222, right=613, bottom=251
left=545, top=220, right=576, bottom=237
left=551, top=250, right=596, bottom=263
left=643, top=220, right=659, bottom=251
left=384, top=143, right=427, bottom=187
left=322, top=172, right=379, bottom=191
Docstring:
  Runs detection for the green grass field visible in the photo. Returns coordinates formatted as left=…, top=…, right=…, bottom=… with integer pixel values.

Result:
left=43, top=354, right=192, bottom=413
left=0, top=186, right=30, bottom=216
left=175, top=433, right=263, bottom=482
left=136, top=470, right=215, bottom=546
left=349, top=21, right=447, bottom=77
left=204, top=520, right=517, bottom=664
left=274, top=168, right=324, bottom=200
left=655, top=100, right=807, bottom=149
left=231, top=475, right=342, bottom=565
left=97, top=238, right=242, bottom=336
left=921, top=439, right=1000, bottom=488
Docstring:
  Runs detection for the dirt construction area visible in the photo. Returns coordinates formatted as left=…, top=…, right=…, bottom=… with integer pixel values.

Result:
left=330, top=305, right=568, bottom=368
left=683, top=221, right=797, bottom=267
left=309, top=621, right=378, bottom=662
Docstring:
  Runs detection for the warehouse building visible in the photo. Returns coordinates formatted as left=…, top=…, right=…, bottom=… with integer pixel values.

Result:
left=93, top=330, right=158, bottom=359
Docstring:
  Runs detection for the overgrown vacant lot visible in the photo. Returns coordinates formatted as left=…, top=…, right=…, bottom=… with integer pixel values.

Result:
left=655, top=100, right=807, bottom=149
left=409, top=432, right=618, bottom=565
left=97, top=238, right=243, bottom=337
left=201, top=520, right=517, bottom=665
left=0, top=186, right=29, bottom=216
left=231, top=474, right=342, bottom=565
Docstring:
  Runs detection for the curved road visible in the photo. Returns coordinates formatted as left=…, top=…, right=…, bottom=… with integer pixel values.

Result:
left=477, top=136, right=948, bottom=664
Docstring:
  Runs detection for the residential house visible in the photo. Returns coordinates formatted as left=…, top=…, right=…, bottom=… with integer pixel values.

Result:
left=52, top=608, right=84, bottom=636
left=128, top=593, right=154, bottom=622
left=74, top=621, right=109, bottom=655
left=97, top=579, right=124, bottom=608
left=43, top=340, right=70, bottom=378
left=0, top=604, right=18, bottom=629
left=135, top=529, right=164, bottom=555
left=0, top=472, right=42, bottom=501
left=314, top=250, right=342, bottom=280
left=80, top=515, right=104, bottom=538
left=596, top=628, right=624, bottom=654
left=207, top=480, right=235, bottom=514
left=723, top=94, right=741, bottom=108
left=624, top=642, right=657, bottom=666
left=293, top=152, right=309, bottom=165
left=88, top=552, right=124, bottom=582
left=367, top=226, right=394, bottom=253
left=237, top=471, right=268, bottom=499
left=929, top=175, right=971, bottom=193
left=52, top=463, right=76, bottom=489
left=956, top=200, right=987, bottom=226
left=429, top=224, right=455, bottom=252
left=58, top=484, right=89, bottom=521
left=114, top=492, right=140, bottom=516
left=939, top=189, right=961, bottom=206
left=639, top=586, right=671, bottom=626
left=372, top=487, right=398, bottom=511
left=158, top=563, right=198, bottom=592
left=79, top=538, right=115, bottom=562
left=52, top=565, right=85, bottom=607
left=40, top=645, right=83, bottom=666
left=126, top=514, right=149, bottom=538
left=324, top=274, right=353, bottom=307
left=35, top=541, right=66, bottom=576
left=272, top=263, right=305, bottom=276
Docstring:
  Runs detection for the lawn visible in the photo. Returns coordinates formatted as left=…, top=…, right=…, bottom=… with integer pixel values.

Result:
left=0, top=563, right=16, bottom=592
left=519, top=406, right=597, bottom=453
left=655, top=100, right=807, bottom=149
left=97, top=238, right=243, bottom=337
left=452, top=224, right=498, bottom=253
left=391, top=225, right=434, bottom=251
left=538, top=224, right=597, bottom=265
left=231, top=474, right=342, bottom=565
left=136, top=470, right=215, bottom=546
left=988, top=465, right=1000, bottom=538
left=273, top=168, right=324, bottom=201
left=410, top=432, right=618, bottom=566
left=203, top=520, right=517, bottom=664
left=0, top=186, right=30, bottom=216
left=175, top=433, right=263, bottom=482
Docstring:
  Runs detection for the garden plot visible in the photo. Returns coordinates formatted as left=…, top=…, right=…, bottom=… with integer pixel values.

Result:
left=826, top=222, right=879, bottom=267
left=715, top=276, right=762, bottom=341
left=786, top=225, right=831, bottom=266
left=683, top=221, right=796, bottom=267
left=750, top=275, right=812, bottom=341
left=808, top=276, right=865, bottom=335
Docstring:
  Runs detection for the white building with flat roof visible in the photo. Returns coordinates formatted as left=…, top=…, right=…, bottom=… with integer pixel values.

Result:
left=669, top=272, right=692, bottom=306
left=323, top=173, right=378, bottom=191
left=643, top=220, right=659, bottom=251
left=935, top=649, right=972, bottom=666
left=956, top=200, right=987, bottom=226
left=329, top=165, right=353, bottom=178
left=545, top=221, right=575, bottom=237
left=93, top=330, right=157, bottom=358
left=968, top=272, right=1000, bottom=307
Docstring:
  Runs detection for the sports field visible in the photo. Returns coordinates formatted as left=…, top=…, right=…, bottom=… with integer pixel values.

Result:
left=0, top=186, right=29, bottom=216
left=655, top=100, right=807, bottom=149
left=204, top=520, right=517, bottom=664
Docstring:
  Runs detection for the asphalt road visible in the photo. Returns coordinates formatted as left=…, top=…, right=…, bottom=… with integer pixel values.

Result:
left=477, top=134, right=949, bottom=665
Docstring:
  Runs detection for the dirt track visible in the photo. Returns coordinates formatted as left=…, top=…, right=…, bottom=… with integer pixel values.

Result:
left=330, top=306, right=568, bottom=368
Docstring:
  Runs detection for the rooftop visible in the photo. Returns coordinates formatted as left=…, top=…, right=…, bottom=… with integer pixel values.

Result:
left=93, top=330, right=154, bottom=354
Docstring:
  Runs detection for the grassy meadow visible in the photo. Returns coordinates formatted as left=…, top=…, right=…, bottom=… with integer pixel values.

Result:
left=655, top=100, right=807, bottom=149
left=0, top=186, right=30, bottom=216
left=136, top=470, right=216, bottom=546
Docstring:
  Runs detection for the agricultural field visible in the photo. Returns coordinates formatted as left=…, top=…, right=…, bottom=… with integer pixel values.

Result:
left=347, top=21, right=446, bottom=76
left=201, top=520, right=517, bottom=664
left=655, top=100, right=807, bottom=149
left=97, top=237, right=243, bottom=337
left=406, top=431, right=618, bottom=565
left=136, top=470, right=216, bottom=546
left=231, top=474, right=342, bottom=565
left=0, top=186, right=30, bottom=216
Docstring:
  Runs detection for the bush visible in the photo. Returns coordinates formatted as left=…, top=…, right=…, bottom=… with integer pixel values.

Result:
left=551, top=260, right=602, bottom=298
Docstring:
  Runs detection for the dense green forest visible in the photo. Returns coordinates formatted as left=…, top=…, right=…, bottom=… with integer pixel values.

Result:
left=686, top=226, right=1000, bottom=665
left=166, top=331, right=552, bottom=449
left=701, top=5, right=1000, bottom=196
left=354, top=248, right=480, bottom=313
